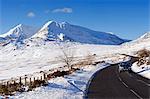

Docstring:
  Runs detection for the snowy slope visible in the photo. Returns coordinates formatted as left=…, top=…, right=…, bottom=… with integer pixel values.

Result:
left=137, top=31, right=150, bottom=40
left=0, top=24, right=38, bottom=44
left=32, top=20, right=126, bottom=45
left=131, top=31, right=150, bottom=44
left=121, top=31, right=150, bottom=53
left=0, top=37, right=6, bottom=42
left=123, top=31, right=150, bottom=45
left=0, top=41, right=128, bottom=81
left=0, top=37, right=10, bottom=46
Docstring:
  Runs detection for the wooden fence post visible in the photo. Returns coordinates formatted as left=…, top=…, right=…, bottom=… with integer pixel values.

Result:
left=3, top=81, right=5, bottom=86
left=7, top=81, right=9, bottom=87
left=25, top=77, right=27, bottom=86
left=34, top=77, right=35, bottom=82
left=41, top=76, right=42, bottom=81
left=44, top=73, right=46, bottom=80
left=13, top=80, right=16, bottom=85
left=19, top=77, right=22, bottom=86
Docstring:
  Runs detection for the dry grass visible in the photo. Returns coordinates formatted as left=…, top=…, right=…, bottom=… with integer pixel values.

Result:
left=136, top=49, right=150, bottom=66
left=28, top=80, right=48, bottom=91
left=136, top=49, right=150, bottom=58
left=0, top=83, right=22, bottom=95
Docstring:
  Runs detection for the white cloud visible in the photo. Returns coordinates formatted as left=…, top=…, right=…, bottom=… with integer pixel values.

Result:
left=52, top=8, right=73, bottom=13
left=27, top=12, right=35, bottom=18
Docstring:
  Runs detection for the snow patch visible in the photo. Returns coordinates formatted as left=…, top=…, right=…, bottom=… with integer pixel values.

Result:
left=131, top=62, right=150, bottom=79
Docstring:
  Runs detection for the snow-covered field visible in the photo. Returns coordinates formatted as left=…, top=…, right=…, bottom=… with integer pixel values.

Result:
left=0, top=31, right=150, bottom=98
left=0, top=42, right=120, bottom=81
left=0, top=40, right=150, bottom=81
left=10, top=63, right=109, bottom=99
left=0, top=40, right=130, bottom=99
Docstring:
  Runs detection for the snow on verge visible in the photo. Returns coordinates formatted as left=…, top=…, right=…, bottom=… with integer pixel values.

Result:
left=4, top=63, right=109, bottom=99
left=131, top=62, right=150, bottom=79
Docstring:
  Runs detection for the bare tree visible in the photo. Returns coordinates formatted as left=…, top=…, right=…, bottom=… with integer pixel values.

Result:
left=56, top=42, right=76, bottom=70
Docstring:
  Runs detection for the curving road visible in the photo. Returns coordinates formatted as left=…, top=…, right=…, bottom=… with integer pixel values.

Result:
left=86, top=64, right=150, bottom=99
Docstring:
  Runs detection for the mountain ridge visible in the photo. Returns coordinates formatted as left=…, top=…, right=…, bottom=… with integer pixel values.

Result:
left=32, top=20, right=126, bottom=45
left=0, top=20, right=128, bottom=45
left=0, top=24, right=38, bottom=41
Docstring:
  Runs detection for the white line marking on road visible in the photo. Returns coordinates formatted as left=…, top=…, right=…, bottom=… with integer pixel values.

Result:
left=118, top=76, right=122, bottom=81
left=116, top=66, right=143, bottom=99
left=122, top=81, right=128, bottom=88
left=130, top=89, right=143, bottom=99
left=119, top=75, right=143, bottom=99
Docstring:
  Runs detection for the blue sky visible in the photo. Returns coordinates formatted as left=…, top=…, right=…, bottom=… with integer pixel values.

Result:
left=0, top=0, right=149, bottom=40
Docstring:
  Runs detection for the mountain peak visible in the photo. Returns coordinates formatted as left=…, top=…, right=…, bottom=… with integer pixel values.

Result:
left=61, top=21, right=69, bottom=25
left=0, top=24, right=38, bottom=42
left=40, top=20, right=58, bottom=31
left=0, top=24, right=23, bottom=37
left=16, top=24, right=22, bottom=27
left=39, top=20, right=71, bottom=31
left=139, top=31, right=150, bottom=39
left=13, top=24, right=29, bottom=29
left=44, top=20, right=56, bottom=25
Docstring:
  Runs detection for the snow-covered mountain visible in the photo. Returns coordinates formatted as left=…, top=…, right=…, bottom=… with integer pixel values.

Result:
left=122, top=31, right=150, bottom=51
left=32, top=21, right=126, bottom=45
left=0, top=21, right=127, bottom=45
left=0, top=37, right=6, bottom=42
left=135, top=32, right=150, bottom=41
left=123, top=31, right=150, bottom=45
left=0, top=24, right=38, bottom=45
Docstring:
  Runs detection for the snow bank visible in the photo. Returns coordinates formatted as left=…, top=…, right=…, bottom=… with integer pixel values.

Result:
left=131, top=62, right=150, bottom=79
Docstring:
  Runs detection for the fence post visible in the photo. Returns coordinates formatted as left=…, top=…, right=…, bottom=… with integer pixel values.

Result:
left=13, top=80, right=16, bottom=85
left=19, top=77, right=22, bottom=86
left=7, top=81, right=9, bottom=87
left=41, top=76, right=42, bottom=81
left=25, top=76, right=27, bottom=86
left=44, top=73, right=46, bottom=80
left=34, top=77, right=35, bottom=82
left=3, top=81, right=5, bottom=86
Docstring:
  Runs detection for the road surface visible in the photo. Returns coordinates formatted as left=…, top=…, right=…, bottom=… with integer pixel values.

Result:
left=86, top=64, right=149, bottom=99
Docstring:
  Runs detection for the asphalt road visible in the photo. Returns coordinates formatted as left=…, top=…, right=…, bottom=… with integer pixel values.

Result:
left=86, top=64, right=149, bottom=99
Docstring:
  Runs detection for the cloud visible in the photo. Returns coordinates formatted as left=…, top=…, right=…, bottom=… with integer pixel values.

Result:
left=27, top=12, right=35, bottom=18
left=52, top=8, right=73, bottom=13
